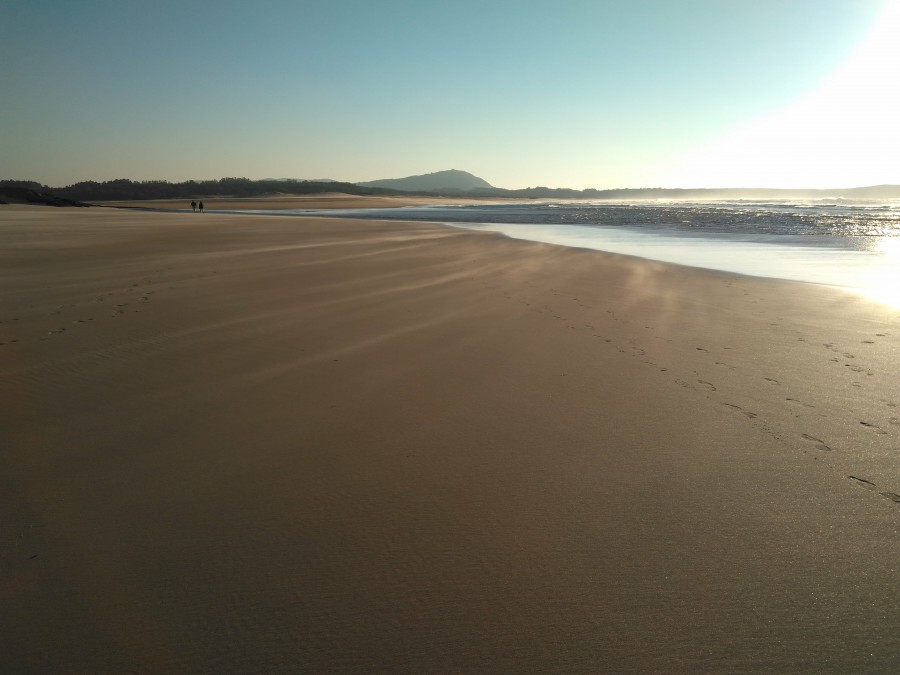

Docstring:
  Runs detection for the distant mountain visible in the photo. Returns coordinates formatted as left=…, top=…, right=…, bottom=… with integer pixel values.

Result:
left=358, top=169, right=493, bottom=192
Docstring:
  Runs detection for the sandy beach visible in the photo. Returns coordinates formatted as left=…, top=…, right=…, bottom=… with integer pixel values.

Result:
left=2, top=203, right=898, bottom=672
left=97, top=193, right=506, bottom=211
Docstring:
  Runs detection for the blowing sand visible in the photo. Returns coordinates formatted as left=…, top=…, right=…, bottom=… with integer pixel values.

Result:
left=2, top=204, right=898, bottom=672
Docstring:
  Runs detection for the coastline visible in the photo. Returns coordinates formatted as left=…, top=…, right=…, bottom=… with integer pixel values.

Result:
left=2, top=204, right=898, bottom=671
left=100, top=195, right=900, bottom=305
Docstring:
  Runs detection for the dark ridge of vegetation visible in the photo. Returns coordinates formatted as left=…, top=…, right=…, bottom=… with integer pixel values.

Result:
left=0, top=184, right=89, bottom=207
left=2, top=177, right=400, bottom=202
left=3, top=178, right=900, bottom=204
left=0, top=180, right=45, bottom=191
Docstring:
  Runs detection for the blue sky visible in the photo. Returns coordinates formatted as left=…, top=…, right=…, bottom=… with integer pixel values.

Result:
left=2, top=0, right=896, bottom=189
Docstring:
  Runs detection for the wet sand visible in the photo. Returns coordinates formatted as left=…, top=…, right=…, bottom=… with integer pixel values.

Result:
left=1, top=204, right=898, bottom=672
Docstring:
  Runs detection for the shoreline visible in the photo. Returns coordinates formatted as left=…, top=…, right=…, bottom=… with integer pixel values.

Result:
left=2, top=205, right=898, bottom=671
left=97, top=195, right=900, bottom=307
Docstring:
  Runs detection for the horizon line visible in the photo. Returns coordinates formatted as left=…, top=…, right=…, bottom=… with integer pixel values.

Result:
left=5, top=177, right=900, bottom=194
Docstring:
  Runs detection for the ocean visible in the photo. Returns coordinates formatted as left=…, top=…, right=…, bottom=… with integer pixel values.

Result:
left=239, top=199, right=900, bottom=307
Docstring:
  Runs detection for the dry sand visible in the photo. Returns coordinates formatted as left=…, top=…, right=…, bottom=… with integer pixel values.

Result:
left=1, top=204, right=898, bottom=672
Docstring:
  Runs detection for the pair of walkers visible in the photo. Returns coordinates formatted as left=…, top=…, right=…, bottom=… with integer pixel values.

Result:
left=190, top=200, right=204, bottom=212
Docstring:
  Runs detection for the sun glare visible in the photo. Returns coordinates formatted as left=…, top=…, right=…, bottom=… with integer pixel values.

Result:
left=853, top=236, right=900, bottom=309
left=876, top=237, right=900, bottom=261
left=659, top=1, right=900, bottom=189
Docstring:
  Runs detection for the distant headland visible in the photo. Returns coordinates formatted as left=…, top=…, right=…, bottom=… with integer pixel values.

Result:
left=3, top=170, right=900, bottom=206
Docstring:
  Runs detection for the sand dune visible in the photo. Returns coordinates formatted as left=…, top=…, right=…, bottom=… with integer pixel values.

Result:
left=1, top=204, right=898, bottom=672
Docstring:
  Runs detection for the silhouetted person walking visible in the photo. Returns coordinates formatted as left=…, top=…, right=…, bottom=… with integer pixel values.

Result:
left=198, top=201, right=204, bottom=213
left=190, top=200, right=197, bottom=212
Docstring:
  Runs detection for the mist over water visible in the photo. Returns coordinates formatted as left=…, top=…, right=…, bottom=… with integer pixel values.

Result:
left=241, top=199, right=900, bottom=307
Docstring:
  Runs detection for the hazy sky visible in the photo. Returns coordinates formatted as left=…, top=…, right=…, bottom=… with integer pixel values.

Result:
left=2, top=0, right=897, bottom=189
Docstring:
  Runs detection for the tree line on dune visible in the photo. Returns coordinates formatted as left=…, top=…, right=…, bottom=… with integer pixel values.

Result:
left=0, top=177, right=394, bottom=202
left=0, top=176, right=617, bottom=201
left=3, top=177, right=900, bottom=204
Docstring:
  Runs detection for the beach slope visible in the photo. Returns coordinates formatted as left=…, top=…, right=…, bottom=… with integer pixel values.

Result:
left=1, top=205, right=897, bottom=672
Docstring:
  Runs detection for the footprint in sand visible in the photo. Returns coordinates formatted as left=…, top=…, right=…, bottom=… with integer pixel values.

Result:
left=724, top=403, right=757, bottom=419
left=801, top=434, right=831, bottom=451
left=848, top=477, right=900, bottom=505
left=786, top=397, right=815, bottom=409
left=697, top=380, right=716, bottom=391
left=859, top=421, right=888, bottom=434
left=764, top=377, right=779, bottom=385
